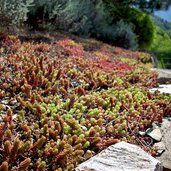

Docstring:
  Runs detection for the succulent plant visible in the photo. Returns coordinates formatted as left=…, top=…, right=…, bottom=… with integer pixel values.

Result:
left=0, top=34, right=170, bottom=170
left=0, top=161, right=8, bottom=171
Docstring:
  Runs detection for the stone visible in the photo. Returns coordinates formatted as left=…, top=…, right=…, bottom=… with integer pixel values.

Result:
left=9, top=99, right=17, bottom=105
left=12, top=114, right=18, bottom=120
left=1, top=100, right=8, bottom=105
left=81, top=126, right=87, bottom=131
left=155, top=118, right=171, bottom=170
left=76, top=142, right=162, bottom=171
left=153, top=142, right=165, bottom=155
left=146, top=128, right=162, bottom=141
left=152, top=122, right=161, bottom=129
left=150, top=84, right=171, bottom=94
left=139, top=131, right=146, bottom=136
left=151, top=69, right=171, bottom=79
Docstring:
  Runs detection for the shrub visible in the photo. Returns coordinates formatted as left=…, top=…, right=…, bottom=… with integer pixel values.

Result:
left=102, top=3, right=155, bottom=49
left=0, top=0, right=33, bottom=27
left=26, top=0, right=150, bottom=50
left=113, top=21, right=138, bottom=50
left=27, top=0, right=110, bottom=36
left=27, top=0, right=67, bottom=30
left=58, top=0, right=109, bottom=37
left=98, top=21, right=138, bottom=50
left=133, top=14, right=154, bottom=48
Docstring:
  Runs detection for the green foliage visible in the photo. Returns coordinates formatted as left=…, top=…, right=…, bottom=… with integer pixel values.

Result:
left=154, top=51, right=171, bottom=68
left=102, top=4, right=155, bottom=48
left=65, top=1, right=139, bottom=49
left=167, top=30, right=171, bottom=38
left=114, top=21, right=138, bottom=50
left=26, top=0, right=169, bottom=50
left=58, top=0, right=109, bottom=37
left=151, top=26, right=171, bottom=51
left=27, top=0, right=66, bottom=30
left=151, top=15, right=171, bottom=68
left=151, top=15, right=171, bottom=39
left=0, top=0, right=33, bottom=26
left=149, top=26, right=171, bottom=68
left=51, top=0, right=138, bottom=49
left=134, top=14, right=154, bottom=48
left=98, top=20, right=138, bottom=50
left=151, top=14, right=171, bottom=31
left=0, top=0, right=169, bottom=51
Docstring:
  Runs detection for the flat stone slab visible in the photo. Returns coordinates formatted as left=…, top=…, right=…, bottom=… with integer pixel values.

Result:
left=150, top=84, right=171, bottom=94
left=152, top=69, right=171, bottom=79
left=76, top=142, right=162, bottom=171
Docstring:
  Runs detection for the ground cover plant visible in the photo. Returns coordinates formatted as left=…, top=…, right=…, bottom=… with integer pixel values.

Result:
left=0, top=33, right=171, bottom=171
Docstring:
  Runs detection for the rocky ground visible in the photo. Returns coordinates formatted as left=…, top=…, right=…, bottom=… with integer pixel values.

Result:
left=156, top=118, right=171, bottom=170
left=152, top=69, right=171, bottom=170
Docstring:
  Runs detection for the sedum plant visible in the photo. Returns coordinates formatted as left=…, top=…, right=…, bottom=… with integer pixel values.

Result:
left=0, top=35, right=170, bottom=170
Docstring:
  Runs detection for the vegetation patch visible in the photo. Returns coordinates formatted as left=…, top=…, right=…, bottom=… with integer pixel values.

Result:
left=0, top=34, right=171, bottom=170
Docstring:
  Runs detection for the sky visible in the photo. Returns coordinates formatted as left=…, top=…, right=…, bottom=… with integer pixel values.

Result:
left=154, top=6, right=171, bottom=22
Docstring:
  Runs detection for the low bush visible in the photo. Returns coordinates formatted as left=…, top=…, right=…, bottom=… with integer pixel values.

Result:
left=0, top=0, right=33, bottom=27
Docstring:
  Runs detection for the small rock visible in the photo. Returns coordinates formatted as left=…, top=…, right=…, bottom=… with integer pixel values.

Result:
left=1, top=100, right=8, bottom=105
left=153, top=142, right=165, bottom=155
left=81, top=126, right=87, bottom=131
left=152, top=122, right=161, bottom=129
left=150, top=84, right=171, bottom=94
left=139, top=131, right=146, bottom=136
left=9, top=99, right=17, bottom=105
left=12, top=114, right=18, bottom=120
left=147, top=128, right=162, bottom=141
left=84, top=150, right=94, bottom=160
left=6, top=105, right=11, bottom=110
left=76, top=142, right=162, bottom=171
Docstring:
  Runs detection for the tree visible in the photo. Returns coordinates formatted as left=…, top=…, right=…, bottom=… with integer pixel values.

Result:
left=102, top=2, right=154, bottom=48
left=0, top=0, right=33, bottom=27
left=25, top=0, right=169, bottom=49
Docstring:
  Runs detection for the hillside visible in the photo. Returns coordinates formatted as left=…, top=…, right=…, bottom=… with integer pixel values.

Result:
left=150, top=15, right=171, bottom=68
left=151, top=14, right=171, bottom=30
left=0, top=32, right=171, bottom=170
left=151, top=26, right=171, bottom=51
